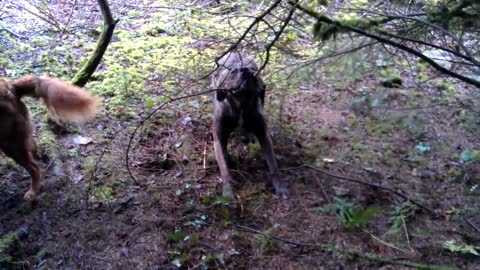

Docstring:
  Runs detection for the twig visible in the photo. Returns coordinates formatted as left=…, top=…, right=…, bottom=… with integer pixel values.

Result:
left=463, top=217, right=480, bottom=234
left=269, top=41, right=377, bottom=79
left=121, top=4, right=187, bottom=11
left=402, top=216, right=413, bottom=251
left=257, top=0, right=297, bottom=74
left=62, top=0, right=77, bottom=35
left=9, top=2, right=62, bottom=31
left=0, top=28, right=25, bottom=39
left=126, top=88, right=223, bottom=185
left=44, top=155, right=58, bottom=171
left=193, top=1, right=284, bottom=82
left=86, top=127, right=121, bottom=207
left=363, top=229, right=411, bottom=254
left=314, top=174, right=331, bottom=204
left=202, top=140, right=208, bottom=169
left=214, top=0, right=284, bottom=66
left=243, top=182, right=347, bottom=206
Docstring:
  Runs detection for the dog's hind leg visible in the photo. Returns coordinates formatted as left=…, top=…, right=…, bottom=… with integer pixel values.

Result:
left=21, top=153, right=42, bottom=200
left=5, top=133, right=43, bottom=200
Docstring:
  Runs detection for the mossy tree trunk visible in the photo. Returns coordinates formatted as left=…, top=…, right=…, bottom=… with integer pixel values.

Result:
left=71, top=0, right=119, bottom=87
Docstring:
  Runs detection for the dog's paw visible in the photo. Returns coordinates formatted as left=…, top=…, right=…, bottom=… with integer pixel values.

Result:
left=275, top=187, right=289, bottom=198
left=23, top=189, right=38, bottom=200
left=273, top=180, right=289, bottom=198
left=222, top=183, right=234, bottom=198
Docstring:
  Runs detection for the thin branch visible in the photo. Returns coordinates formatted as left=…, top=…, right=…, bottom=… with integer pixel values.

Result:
left=363, top=229, right=411, bottom=254
left=121, top=4, right=187, bottom=11
left=9, top=2, right=62, bottom=31
left=215, top=0, right=283, bottom=64
left=194, top=0, right=284, bottom=82
left=379, top=14, right=479, bottom=67
left=269, top=41, right=377, bottom=79
left=0, top=27, right=24, bottom=39
left=257, top=0, right=297, bottom=74
left=126, top=88, right=226, bottom=185
left=62, top=0, right=78, bottom=35
left=463, top=217, right=480, bottom=234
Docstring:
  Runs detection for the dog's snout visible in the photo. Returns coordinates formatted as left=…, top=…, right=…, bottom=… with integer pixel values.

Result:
left=240, top=67, right=257, bottom=80
left=240, top=67, right=250, bottom=74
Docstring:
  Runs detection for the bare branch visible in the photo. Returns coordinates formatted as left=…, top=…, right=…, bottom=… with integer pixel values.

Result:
left=257, top=0, right=297, bottom=74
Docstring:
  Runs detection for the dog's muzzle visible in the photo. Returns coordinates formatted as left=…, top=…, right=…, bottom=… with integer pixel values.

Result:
left=241, top=67, right=256, bottom=79
left=216, top=67, right=259, bottom=101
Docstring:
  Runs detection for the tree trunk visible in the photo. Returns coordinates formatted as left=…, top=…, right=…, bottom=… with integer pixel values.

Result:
left=71, top=0, right=118, bottom=87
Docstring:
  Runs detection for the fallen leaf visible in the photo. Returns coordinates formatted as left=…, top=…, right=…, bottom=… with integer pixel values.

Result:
left=73, top=135, right=93, bottom=145
left=323, top=158, right=335, bottom=163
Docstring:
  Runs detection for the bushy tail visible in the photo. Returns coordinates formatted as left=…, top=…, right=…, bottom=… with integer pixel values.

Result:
left=11, top=75, right=99, bottom=123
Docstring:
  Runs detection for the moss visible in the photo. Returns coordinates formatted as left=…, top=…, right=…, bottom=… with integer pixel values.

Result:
left=37, top=119, right=60, bottom=158
left=436, top=79, right=455, bottom=93
left=380, top=75, right=403, bottom=88
left=0, top=232, right=18, bottom=264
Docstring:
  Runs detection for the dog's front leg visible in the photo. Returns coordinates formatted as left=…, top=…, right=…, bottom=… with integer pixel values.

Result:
left=252, top=115, right=289, bottom=197
left=213, top=116, right=235, bottom=197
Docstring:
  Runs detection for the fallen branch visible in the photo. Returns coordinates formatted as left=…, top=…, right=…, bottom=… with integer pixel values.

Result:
left=285, top=164, right=436, bottom=215
left=233, top=224, right=458, bottom=270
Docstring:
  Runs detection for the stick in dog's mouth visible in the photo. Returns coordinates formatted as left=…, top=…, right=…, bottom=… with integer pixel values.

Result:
left=228, top=74, right=257, bottom=94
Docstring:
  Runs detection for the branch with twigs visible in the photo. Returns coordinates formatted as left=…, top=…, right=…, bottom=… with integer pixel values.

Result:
left=62, top=0, right=78, bottom=35
left=358, top=7, right=480, bottom=68
left=206, top=0, right=284, bottom=79
left=217, top=0, right=283, bottom=59
left=9, top=1, right=63, bottom=31
left=292, top=2, right=480, bottom=88
left=257, top=0, right=297, bottom=74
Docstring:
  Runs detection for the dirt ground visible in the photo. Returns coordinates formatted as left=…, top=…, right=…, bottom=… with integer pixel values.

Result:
left=1, top=1, right=480, bottom=269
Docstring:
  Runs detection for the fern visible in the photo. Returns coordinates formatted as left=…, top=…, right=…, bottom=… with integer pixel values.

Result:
left=386, top=202, right=416, bottom=235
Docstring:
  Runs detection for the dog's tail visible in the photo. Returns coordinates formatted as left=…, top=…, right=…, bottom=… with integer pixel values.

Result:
left=11, top=75, right=99, bottom=123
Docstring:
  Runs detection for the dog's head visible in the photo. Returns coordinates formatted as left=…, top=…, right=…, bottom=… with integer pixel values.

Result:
left=212, top=52, right=262, bottom=101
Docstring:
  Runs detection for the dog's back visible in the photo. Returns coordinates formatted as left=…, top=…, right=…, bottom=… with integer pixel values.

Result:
left=0, top=80, right=31, bottom=146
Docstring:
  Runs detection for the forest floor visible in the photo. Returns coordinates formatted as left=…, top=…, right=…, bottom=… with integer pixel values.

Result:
left=1, top=1, right=480, bottom=269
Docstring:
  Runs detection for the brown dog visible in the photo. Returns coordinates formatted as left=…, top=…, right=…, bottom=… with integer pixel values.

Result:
left=0, top=75, right=99, bottom=199
left=211, top=52, right=289, bottom=197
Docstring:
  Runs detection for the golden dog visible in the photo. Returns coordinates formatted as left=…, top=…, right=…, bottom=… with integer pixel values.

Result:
left=0, top=76, right=98, bottom=199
